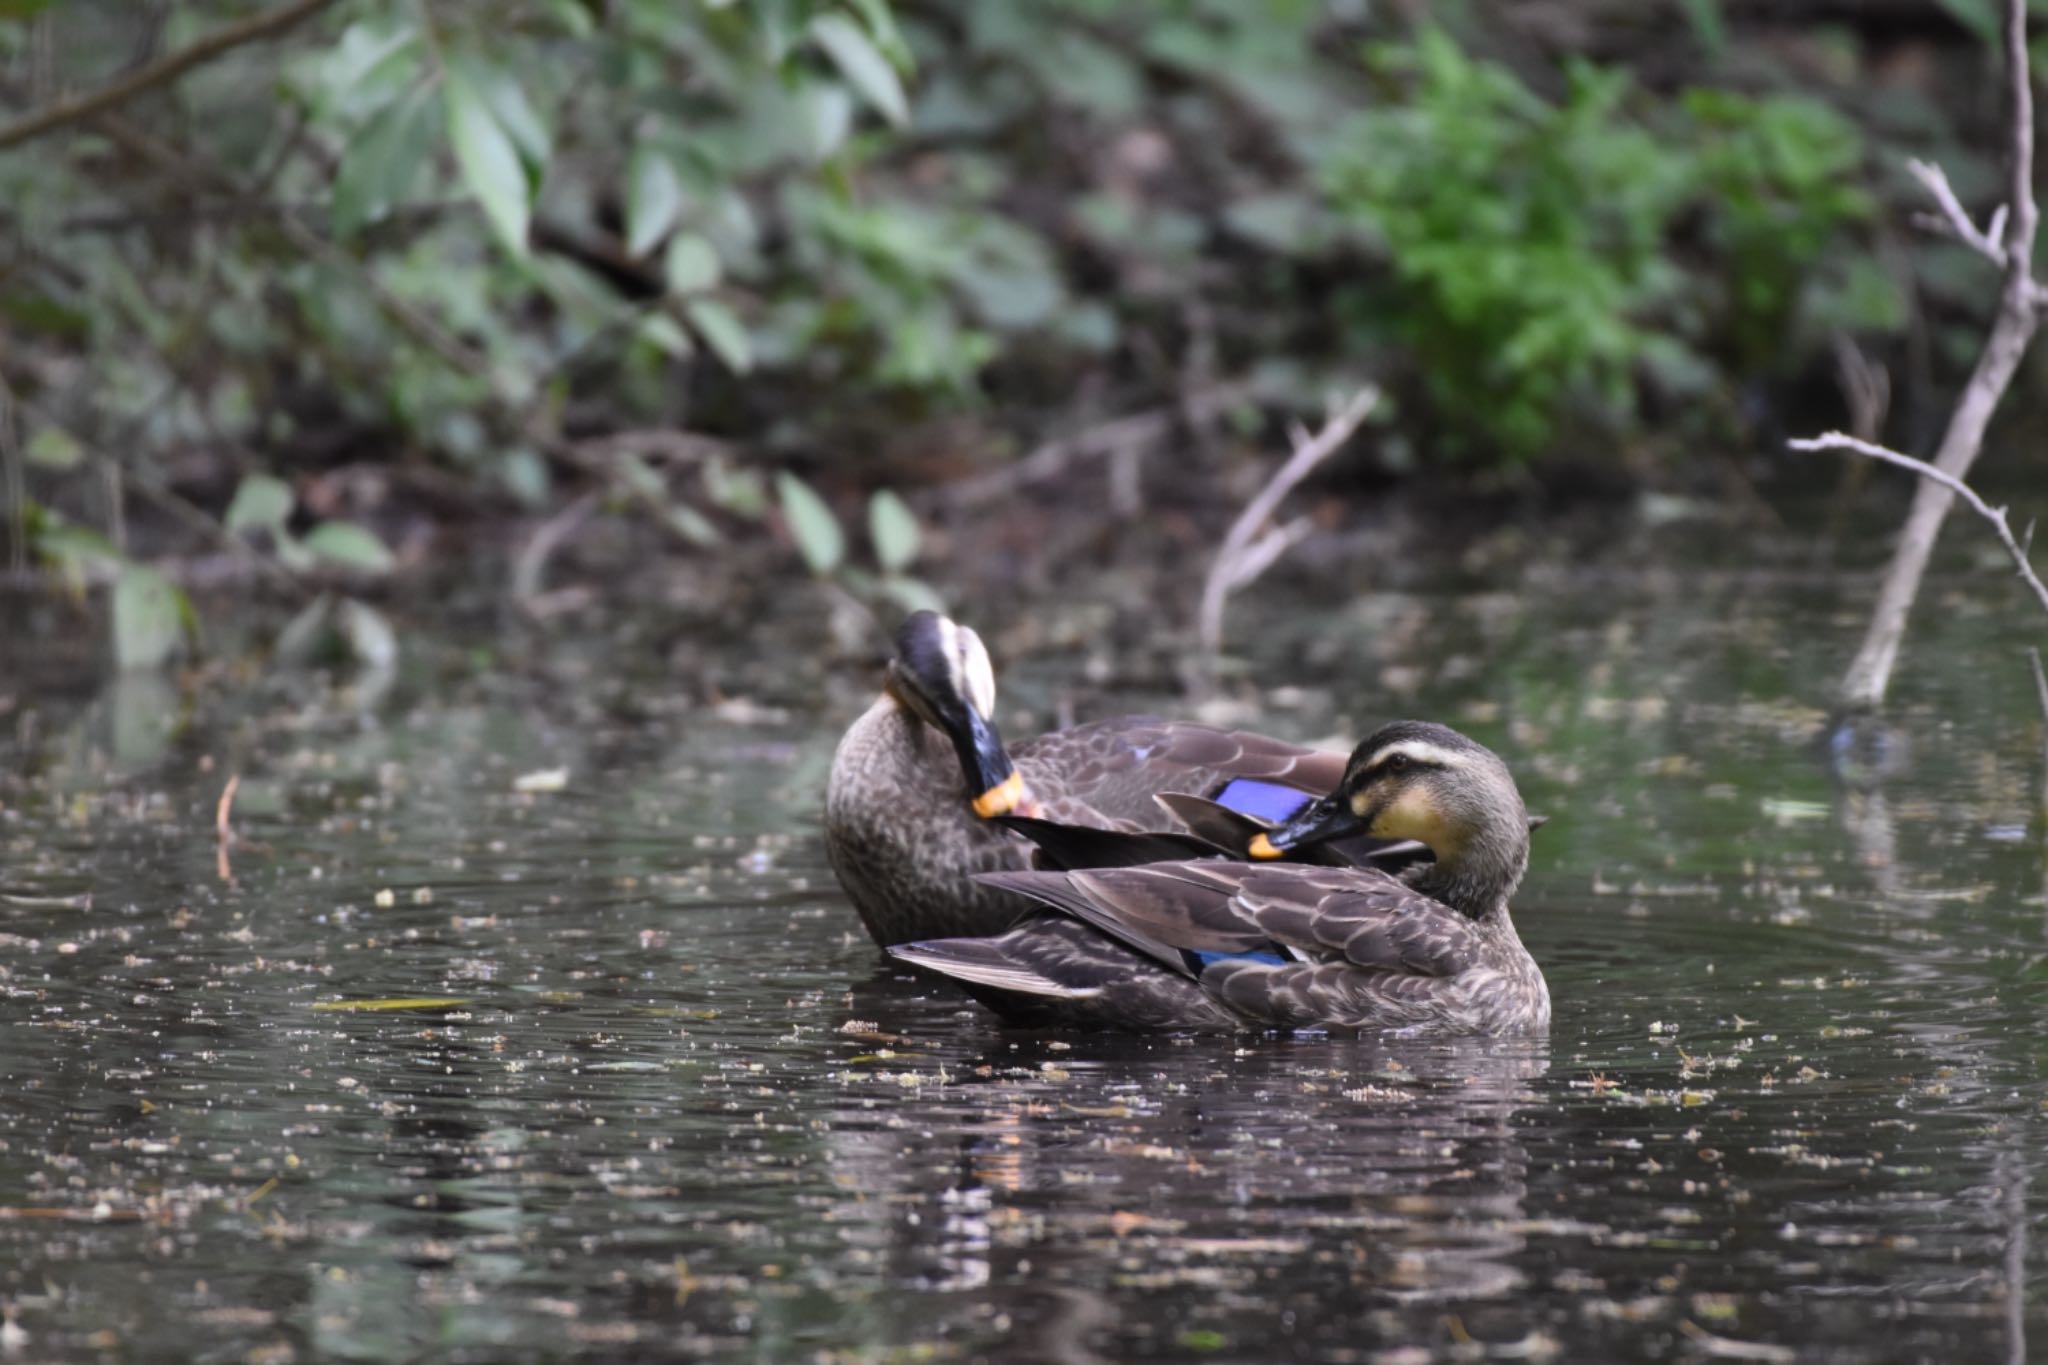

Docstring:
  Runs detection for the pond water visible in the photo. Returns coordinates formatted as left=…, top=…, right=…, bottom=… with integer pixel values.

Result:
left=3, top=505, right=2046, bottom=1362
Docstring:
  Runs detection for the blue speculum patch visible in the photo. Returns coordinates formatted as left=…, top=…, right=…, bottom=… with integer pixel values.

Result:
left=1212, top=778, right=1314, bottom=824
left=1188, top=948, right=1288, bottom=970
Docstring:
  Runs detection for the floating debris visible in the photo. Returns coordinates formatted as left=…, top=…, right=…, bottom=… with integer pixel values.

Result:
left=309, top=997, right=471, bottom=1013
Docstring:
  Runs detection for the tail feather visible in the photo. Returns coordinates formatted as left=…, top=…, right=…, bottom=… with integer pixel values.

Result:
left=889, top=939, right=1103, bottom=999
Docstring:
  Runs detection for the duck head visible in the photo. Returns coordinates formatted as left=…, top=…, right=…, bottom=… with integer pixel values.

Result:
left=883, top=611, right=1030, bottom=819
left=1249, top=721, right=1530, bottom=914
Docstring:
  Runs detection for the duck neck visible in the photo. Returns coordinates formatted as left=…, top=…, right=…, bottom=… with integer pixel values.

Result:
left=1408, top=833, right=1527, bottom=921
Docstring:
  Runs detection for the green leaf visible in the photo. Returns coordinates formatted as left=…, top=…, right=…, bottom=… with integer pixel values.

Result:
left=1930, top=0, right=1998, bottom=46
left=499, top=447, right=551, bottom=508
left=1676, top=0, right=1726, bottom=54
left=877, top=574, right=945, bottom=615
left=665, top=501, right=724, bottom=548
left=866, top=489, right=920, bottom=573
left=797, top=84, right=854, bottom=162
left=304, top=521, right=397, bottom=574
left=444, top=65, right=530, bottom=255
left=112, top=566, right=188, bottom=671
left=224, top=473, right=295, bottom=535
left=338, top=597, right=399, bottom=669
left=333, top=80, right=439, bottom=235
left=777, top=472, right=844, bottom=576
left=275, top=594, right=333, bottom=663
left=664, top=234, right=722, bottom=294
left=685, top=298, right=752, bottom=372
left=613, top=450, right=668, bottom=501
left=702, top=458, right=767, bottom=517
left=809, top=13, right=909, bottom=128
left=636, top=312, right=693, bottom=359
left=33, top=520, right=122, bottom=593
left=626, top=143, right=686, bottom=258
left=845, top=0, right=912, bottom=68
left=24, top=425, right=83, bottom=470
left=476, top=65, right=550, bottom=172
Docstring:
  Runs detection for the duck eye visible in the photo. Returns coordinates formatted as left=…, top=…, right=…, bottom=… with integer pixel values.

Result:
left=1384, top=753, right=1410, bottom=774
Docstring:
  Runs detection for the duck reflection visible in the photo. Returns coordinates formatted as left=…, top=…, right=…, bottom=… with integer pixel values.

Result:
left=823, top=973, right=1547, bottom=1357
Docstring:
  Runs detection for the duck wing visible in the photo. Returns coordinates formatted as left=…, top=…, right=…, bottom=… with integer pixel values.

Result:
left=992, top=813, right=1231, bottom=871
left=888, top=917, right=1239, bottom=1031
left=974, top=862, right=1493, bottom=1031
left=1013, top=717, right=1344, bottom=831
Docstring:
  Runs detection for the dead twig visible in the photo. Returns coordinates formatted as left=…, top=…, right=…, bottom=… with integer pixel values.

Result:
left=215, top=773, right=240, bottom=885
left=1196, top=386, right=1379, bottom=670
left=1817, top=0, right=2042, bottom=711
left=0, top=0, right=338, bottom=152
left=1788, top=431, right=2048, bottom=618
left=944, top=383, right=1254, bottom=510
left=513, top=490, right=600, bottom=611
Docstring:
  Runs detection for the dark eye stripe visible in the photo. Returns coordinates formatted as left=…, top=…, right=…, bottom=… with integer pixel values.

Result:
left=1353, top=751, right=1442, bottom=783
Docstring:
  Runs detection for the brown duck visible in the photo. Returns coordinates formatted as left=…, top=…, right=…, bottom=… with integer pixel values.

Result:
left=890, top=721, right=1551, bottom=1036
left=824, top=611, right=1383, bottom=949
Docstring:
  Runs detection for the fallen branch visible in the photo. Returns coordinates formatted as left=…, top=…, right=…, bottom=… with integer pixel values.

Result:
left=1815, top=0, right=2042, bottom=711
left=0, top=0, right=338, bottom=152
left=943, top=382, right=1254, bottom=510
left=1789, top=431, right=2048, bottom=617
left=1196, top=385, right=1379, bottom=669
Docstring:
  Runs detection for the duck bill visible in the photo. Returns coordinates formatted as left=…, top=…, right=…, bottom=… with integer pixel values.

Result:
left=1248, top=794, right=1368, bottom=860
left=953, top=708, right=1026, bottom=819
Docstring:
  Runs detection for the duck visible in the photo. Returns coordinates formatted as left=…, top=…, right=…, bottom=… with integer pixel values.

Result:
left=888, top=721, right=1550, bottom=1035
left=825, top=611, right=1406, bottom=949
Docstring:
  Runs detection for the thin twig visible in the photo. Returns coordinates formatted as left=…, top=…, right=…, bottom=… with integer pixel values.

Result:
left=1908, top=159, right=2008, bottom=267
left=1790, top=431, right=2048, bottom=617
left=215, top=773, right=240, bottom=885
left=0, top=0, right=337, bottom=152
left=944, top=383, right=1254, bottom=510
left=1196, top=386, right=1379, bottom=667
left=513, top=490, right=600, bottom=609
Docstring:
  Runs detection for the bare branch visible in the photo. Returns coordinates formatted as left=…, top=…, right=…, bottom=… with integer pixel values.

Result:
left=1791, top=430, right=2048, bottom=619
left=0, top=0, right=338, bottom=152
left=1222, top=517, right=1316, bottom=594
left=1196, top=386, right=1379, bottom=668
left=1825, top=0, right=2043, bottom=710
left=1907, top=159, right=2008, bottom=267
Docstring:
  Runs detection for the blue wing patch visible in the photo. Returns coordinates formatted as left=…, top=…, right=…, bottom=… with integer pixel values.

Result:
left=1188, top=949, right=1288, bottom=969
left=1213, top=778, right=1314, bottom=825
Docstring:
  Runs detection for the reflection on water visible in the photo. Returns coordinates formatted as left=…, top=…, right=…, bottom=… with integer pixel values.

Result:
left=2, top=515, right=2047, bottom=1361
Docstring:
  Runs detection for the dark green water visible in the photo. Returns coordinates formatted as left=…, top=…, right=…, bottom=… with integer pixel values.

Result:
left=3, top=514, right=2046, bottom=1362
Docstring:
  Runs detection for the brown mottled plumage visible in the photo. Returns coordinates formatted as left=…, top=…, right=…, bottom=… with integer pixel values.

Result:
left=824, top=613, right=1355, bottom=948
left=891, top=721, right=1551, bottom=1036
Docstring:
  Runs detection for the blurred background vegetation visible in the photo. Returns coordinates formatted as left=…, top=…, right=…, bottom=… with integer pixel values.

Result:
left=0, top=0, right=2035, bottom=666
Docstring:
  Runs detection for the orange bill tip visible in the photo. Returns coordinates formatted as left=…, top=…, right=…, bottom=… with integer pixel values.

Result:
left=971, top=771, right=1027, bottom=819
left=1247, top=833, right=1282, bottom=860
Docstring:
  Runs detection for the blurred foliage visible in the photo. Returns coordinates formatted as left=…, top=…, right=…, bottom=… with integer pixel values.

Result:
left=1322, top=31, right=1886, bottom=459
left=0, top=0, right=1979, bottom=664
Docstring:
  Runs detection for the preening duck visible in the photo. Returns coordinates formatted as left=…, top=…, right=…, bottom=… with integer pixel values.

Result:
left=889, top=721, right=1550, bottom=1035
left=824, top=611, right=1403, bottom=948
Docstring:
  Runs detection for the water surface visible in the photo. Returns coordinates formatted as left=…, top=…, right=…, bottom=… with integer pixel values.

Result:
left=3, top=511, right=2045, bottom=1362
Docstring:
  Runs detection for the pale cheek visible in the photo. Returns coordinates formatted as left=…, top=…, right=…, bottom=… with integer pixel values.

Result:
left=1371, top=790, right=1457, bottom=851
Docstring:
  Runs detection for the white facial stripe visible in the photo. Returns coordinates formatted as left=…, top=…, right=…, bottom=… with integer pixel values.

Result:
left=959, top=625, right=997, bottom=719
left=1384, top=741, right=1465, bottom=768
left=1356, top=740, right=1466, bottom=781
